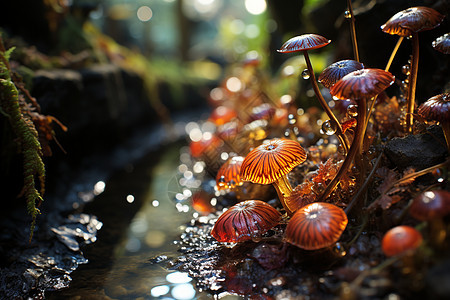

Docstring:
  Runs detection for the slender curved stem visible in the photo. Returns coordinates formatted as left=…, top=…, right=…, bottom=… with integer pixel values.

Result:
left=385, top=36, right=404, bottom=72
left=347, top=0, right=359, bottom=62
left=345, top=150, right=383, bottom=215
left=318, top=99, right=367, bottom=202
left=303, top=51, right=350, bottom=153
left=406, top=33, right=419, bottom=133
left=273, top=175, right=294, bottom=215
left=441, top=121, right=450, bottom=152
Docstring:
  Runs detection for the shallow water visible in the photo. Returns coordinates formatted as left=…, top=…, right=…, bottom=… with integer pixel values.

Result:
left=46, top=142, right=235, bottom=299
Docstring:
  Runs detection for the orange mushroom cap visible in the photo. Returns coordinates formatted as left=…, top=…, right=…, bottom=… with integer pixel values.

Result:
left=277, top=34, right=331, bottom=53
left=381, top=6, right=445, bottom=37
left=211, top=200, right=281, bottom=243
left=216, top=156, right=245, bottom=190
left=318, top=60, right=364, bottom=89
left=285, top=202, right=348, bottom=250
left=433, top=33, right=450, bottom=54
left=381, top=225, right=423, bottom=257
left=330, top=68, right=395, bottom=100
left=240, top=138, right=307, bottom=185
left=409, top=190, right=450, bottom=221
left=417, top=92, right=450, bottom=123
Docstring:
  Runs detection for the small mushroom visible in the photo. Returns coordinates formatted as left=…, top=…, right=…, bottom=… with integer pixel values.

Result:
left=432, top=33, right=450, bottom=54
left=409, top=190, right=450, bottom=245
left=417, top=92, right=450, bottom=151
left=285, top=202, right=348, bottom=250
left=319, top=69, right=394, bottom=203
left=216, top=156, right=245, bottom=191
left=381, top=225, right=423, bottom=257
left=240, top=138, right=307, bottom=215
left=381, top=6, right=444, bottom=133
left=318, top=59, right=364, bottom=89
left=211, top=200, right=281, bottom=243
left=278, top=34, right=350, bottom=153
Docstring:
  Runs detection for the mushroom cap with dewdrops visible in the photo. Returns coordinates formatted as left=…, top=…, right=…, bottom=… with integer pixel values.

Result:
left=211, top=200, right=281, bottom=243
left=433, top=33, right=450, bottom=54
left=318, top=59, right=364, bottom=89
left=330, top=68, right=394, bottom=100
left=240, top=138, right=307, bottom=185
left=417, top=92, right=450, bottom=123
left=277, top=34, right=331, bottom=53
left=381, top=6, right=445, bottom=37
left=216, top=156, right=245, bottom=191
left=285, top=202, right=348, bottom=250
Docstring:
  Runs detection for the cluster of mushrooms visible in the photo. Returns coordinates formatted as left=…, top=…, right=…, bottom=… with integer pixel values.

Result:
left=188, top=5, right=449, bottom=271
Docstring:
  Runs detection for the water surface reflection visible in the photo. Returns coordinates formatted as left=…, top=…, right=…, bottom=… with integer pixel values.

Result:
left=47, top=143, right=232, bottom=299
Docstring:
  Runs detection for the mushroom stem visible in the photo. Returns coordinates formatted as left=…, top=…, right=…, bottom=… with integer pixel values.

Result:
left=406, top=33, right=419, bottom=133
left=303, top=51, right=350, bottom=153
left=273, top=175, right=294, bottom=215
left=385, top=36, right=404, bottom=72
left=347, top=0, right=360, bottom=62
left=318, top=99, right=367, bottom=202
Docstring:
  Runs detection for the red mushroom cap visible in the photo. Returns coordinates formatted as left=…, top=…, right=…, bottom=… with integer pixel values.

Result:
left=381, top=6, right=445, bottom=37
left=216, top=156, right=245, bottom=190
left=433, top=33, right=450, bottom=54
left=330, top=68, right=395, bottom=100
left=417, top=92, right=450, bottom=123
left=318, top=60, right=364, bottom=89
left=285, top=202, right=348, bottom=250
left=381, top=225, right=423, bottom=257
left=211, top=200, right=281, bottom=243
left=241, top=138, right=307, bottom=185
left=277, top=34, right=331, bottom=53
left=409, top=190, right=450, bottom=221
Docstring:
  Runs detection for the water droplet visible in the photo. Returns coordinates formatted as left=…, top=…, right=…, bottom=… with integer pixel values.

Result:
left=402, top=64, right=410, bottom=75
left=322, top=120, right=337, bottom=136
left=401, top=81, right=408, bottom=90
left=344, top=10, right=352, bottom=19
left=284, top=129, right=291, bottom=137
left=347, top=104, right=358, bottom=117
left=302, top=69, right=310, bottom=79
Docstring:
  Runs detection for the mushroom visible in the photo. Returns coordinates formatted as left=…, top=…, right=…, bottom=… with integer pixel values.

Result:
left=240, top=138, right=307, bottom=215
left=432, top=33, right=450, bottom=54
left=409, top=190, right=450, bottom=245
left=381, top=6, right=444, bottom=133
left=417, top=92, right=450, bottom=151
left=285, top=202, right=348, bottom=250
left=318, top=69, right=394, bottom=203
left=318, top=59, right=364, bottom=89
left=211, top=200, right=281, bottom=243
left=216, top=156, right=244, bottom=191
left=381, top=225, right=423, bottom=257
left=278, top=34, right=350, bottom=153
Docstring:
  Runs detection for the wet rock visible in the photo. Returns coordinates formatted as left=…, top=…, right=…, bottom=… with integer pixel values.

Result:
left=384, top=126, right=448, bottom=170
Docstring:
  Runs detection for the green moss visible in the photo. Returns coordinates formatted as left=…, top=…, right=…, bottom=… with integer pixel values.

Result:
left=0, top=36, right=45, bottom=242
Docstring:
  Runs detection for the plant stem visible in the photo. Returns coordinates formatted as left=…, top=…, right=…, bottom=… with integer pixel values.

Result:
left=385, top=36, right=404, bottom=72
left=273, top=175, right=294, bottom=215
left=441, top=121, right=450, bottom=152
left=303, top=51, right=350, bottom=153
left=347, top=0, right=360, bottom=62
left=318, top=99, right=367, bottom=202
left=406, top=33, right=419, bottom=133
left=345, top=150, right=383, bottom=215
